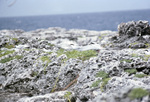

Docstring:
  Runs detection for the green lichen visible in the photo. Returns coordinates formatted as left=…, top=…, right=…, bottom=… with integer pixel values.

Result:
left=125, top=69, right=137, bottom=74
left=91, top=80, right=101, bottom=88
left=96, top=71, right=109, bottom=78
left=100, top=78, right=111, bottom=92
left=128, top=88, right=149, bottom=100
left=64, top=91, right=72, bottom=102
left=135, top=74, right=148, bottom=78
left=57, top=49, right=97, bottom=61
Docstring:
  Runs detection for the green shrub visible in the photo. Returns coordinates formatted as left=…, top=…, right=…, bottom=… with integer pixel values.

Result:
left=128, top=88, right=149, bottom=100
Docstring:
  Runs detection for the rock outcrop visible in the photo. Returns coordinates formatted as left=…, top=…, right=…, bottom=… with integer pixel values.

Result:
left=0, top=21, right=150, bottom=102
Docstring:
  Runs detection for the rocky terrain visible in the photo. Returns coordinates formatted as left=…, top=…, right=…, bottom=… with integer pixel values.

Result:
left=0, top=20, right=150, bottom=102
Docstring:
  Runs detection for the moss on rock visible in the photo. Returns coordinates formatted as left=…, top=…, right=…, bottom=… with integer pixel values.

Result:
left=96, top=71, right=109, bottom=78
left=135, top=74, right=148, bottom=78
left=91, top=80, right=101, bottom=88
left=125, top=69, right=137, bottom=74
left=57, top=49, right=97, bottom=61
left=128, top=88, right=149, bottom=100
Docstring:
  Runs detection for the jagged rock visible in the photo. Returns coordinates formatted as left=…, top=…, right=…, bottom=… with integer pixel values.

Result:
left=118, top=20, right=150, bottom=37
left=108, top=20, right=150, bottom=49
left=0, top=25, right=150, bottom=102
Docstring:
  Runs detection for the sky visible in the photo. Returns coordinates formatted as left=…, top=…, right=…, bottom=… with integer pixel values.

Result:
left=0, top=0, right=150, bottom=17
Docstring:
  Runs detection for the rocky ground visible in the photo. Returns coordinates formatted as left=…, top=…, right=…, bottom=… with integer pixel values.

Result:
left=0, top=20, right=150, bottom=102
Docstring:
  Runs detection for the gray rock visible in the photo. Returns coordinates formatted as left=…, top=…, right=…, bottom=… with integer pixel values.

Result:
left=0, top=23, right=150, bottom=102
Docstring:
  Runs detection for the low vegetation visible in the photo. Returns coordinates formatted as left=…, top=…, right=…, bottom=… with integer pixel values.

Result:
left=91, top=71, right=110, bottom=92
left=100, top=78, right=111, bottom=92
left=64, top=91, right=72, bottom=102
left=125, top=69, right=137, bottom=74
left=96, top=71, right=109, bottom=78
left=91, top=80, right=101, bottom=88
left=120, top=59, right=132, bottom=63
left=0, top=55, right=23, bottom=63
left=135, top=74, right=148, bottom=78
left=128, top=88, right=149, bottom=100
left=0, top=50, right=15, bottom=57
left=57, top=49, right=97, bottom=61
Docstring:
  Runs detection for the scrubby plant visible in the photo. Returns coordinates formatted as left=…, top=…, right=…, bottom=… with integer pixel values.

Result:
left=125, top=69, right=137, bottom=74
left=64, top=91, right=72, bottom=102
left=135, top=74, right=148, bottom=78
left=91, top=80, right=101, bottom=88
left=96, top=71, right=109, bottom=78
left=128, top=88, right=149, bottom=100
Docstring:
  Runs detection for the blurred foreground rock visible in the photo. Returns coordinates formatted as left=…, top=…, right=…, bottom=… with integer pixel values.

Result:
left=0, top=21, right=150, bottom=102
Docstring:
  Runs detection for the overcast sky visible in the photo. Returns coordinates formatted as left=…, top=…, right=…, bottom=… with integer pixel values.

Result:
left=0, top=0, right=150, bottom=17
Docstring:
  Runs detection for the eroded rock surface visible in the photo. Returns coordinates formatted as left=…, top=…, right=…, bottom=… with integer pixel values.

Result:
left=0, top=21, right=150, bottom=102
